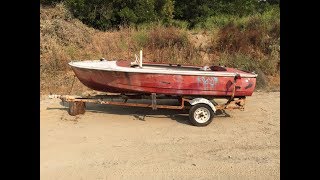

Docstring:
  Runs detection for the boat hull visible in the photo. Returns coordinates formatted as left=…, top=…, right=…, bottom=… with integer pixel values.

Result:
left=71, top=66, right=256, bottom=97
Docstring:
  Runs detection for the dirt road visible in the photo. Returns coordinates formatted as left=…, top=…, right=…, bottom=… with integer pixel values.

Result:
left=40, top=92, right=280, bottom=179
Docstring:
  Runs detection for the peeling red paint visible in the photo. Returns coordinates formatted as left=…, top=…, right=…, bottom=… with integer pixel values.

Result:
left=71, top=65, right=256, bottom=97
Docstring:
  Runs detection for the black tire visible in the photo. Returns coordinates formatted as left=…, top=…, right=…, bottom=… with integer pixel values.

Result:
left=189, top=104, right=214, bottom=126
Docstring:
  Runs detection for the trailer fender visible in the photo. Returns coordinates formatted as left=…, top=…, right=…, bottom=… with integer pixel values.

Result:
left=189, top=98, right=216, bottom=112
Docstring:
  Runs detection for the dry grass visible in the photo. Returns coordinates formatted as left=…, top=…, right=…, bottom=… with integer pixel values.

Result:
left=217, top=19, right=273, bottom=58
left=40, top=3, right=280, bottom=95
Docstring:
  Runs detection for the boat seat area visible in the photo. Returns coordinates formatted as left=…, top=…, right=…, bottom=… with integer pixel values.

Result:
left=116, top=60, right=228, bottom=72
left=210, top=66, right=227, bottom=71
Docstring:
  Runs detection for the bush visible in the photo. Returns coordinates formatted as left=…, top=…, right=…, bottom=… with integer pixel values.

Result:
left=216, top=16, right=278, bottom=58
left=147, top=26, right=189, bottom=49
left=171, top=20, right=189, bottom=29
left=218, top=53, right=258, bottom=72
left=133, top=31, right=149, bottom=48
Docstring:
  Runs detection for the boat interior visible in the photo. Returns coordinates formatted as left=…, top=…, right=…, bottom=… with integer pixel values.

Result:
left=116, top=60, right=228, bottom=72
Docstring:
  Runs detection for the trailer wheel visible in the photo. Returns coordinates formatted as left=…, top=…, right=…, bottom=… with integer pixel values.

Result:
left=189, top=104, right=214, bottom=126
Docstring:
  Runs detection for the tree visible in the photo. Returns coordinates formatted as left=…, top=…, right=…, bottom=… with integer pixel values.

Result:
left=156, top=0, right=174, bottom=24
left=42, top=0, right=279, bottom=30
left=134, top=0, right=157, bottom=23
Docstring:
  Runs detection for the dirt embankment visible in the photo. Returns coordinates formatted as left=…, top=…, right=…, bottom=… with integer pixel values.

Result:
left=40, top=91, right=280, bottom=179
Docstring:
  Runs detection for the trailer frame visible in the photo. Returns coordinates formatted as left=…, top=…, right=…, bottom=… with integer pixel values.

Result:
left=53, top=93, right=246, bottom=126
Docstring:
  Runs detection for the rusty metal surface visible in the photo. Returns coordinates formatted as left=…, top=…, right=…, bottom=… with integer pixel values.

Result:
left=61, top=94, right=245, bottom=111
left=216, top=98, right=246, bottom=110
left=151, top=93, right=157, bottom=110
left=61, top=95, right=189, bottom=110
left=73, top=98, right=186, bottom=110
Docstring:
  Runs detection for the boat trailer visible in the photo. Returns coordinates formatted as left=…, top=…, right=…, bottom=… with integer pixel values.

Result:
left=51, top=93, right=246, bottom=126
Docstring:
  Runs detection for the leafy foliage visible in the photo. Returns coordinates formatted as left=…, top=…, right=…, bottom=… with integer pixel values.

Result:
left=41, top=0, right=279, bottom=30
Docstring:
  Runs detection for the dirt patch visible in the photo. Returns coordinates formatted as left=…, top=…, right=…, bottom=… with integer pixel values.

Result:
left=40, top=92, right=280, bottom=179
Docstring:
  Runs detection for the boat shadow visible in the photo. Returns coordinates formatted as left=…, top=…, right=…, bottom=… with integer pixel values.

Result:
left=47, top=101, right=231, bottom=126
left=55, top=101, right=192, bottom=125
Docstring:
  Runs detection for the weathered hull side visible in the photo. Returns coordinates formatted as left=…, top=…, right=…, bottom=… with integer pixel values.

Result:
left=71, top=66, right=256, bottom=97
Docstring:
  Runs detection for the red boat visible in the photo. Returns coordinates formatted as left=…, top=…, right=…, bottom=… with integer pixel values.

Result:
left=63, top=53, right=258, bottom=126
left=69, top=60, right=257, bottom=98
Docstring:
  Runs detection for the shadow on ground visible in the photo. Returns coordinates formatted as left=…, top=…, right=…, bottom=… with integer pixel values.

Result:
left=46, top=99, right=231, bottom=126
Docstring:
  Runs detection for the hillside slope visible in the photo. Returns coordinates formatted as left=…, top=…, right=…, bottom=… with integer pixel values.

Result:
left=40, top=3, right=279, bottom=95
